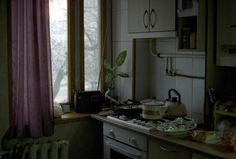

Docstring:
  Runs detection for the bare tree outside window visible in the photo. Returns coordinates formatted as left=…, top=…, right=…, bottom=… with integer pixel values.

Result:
left=49, top=0, right=101, bottom=102
left=84, top=0, right=101, bottom=90
left=49, top=0, right=68, bottom=103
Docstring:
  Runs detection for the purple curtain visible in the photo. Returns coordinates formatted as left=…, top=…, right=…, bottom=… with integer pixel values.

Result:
left=10, top=0, right=54, bottom=137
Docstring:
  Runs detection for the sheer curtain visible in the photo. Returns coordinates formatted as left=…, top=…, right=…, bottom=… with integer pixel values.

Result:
left=10, top=0, right=54, bottom=137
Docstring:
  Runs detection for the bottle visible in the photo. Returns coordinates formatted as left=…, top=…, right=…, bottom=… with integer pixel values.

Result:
left=189, top=32, right=196, bottom=49
left=182, top=27, right=191, bottom=49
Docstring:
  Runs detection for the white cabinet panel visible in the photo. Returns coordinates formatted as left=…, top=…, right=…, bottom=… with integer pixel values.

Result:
left=148, top=138, right=192, bottom=159
left=128, top=0, right=176, bottom=38
left=150, top=0, right=176, bottom=32
left=128, top=0, right=149, bottom=33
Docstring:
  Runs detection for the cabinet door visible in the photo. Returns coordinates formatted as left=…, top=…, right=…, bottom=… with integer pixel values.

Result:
left=128, top=0, right=149, bottom=33
left=150, top=0, right=176, bottom=32
left=148, top=139, right=191, bottom=159
left=192, top=152, right=220, bottom=159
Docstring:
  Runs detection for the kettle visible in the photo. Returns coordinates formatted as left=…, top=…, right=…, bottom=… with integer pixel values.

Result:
left=165, top=89, right=187, bottom=118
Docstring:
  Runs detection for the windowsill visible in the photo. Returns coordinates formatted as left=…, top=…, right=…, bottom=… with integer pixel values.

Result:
left=54, top=111, right=91, bottom=124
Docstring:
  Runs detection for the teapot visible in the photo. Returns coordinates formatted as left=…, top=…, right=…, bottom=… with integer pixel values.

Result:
left=165, top=89, right=187, bottom=118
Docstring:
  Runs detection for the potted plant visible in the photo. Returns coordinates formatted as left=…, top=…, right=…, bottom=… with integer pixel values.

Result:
left=104, top=50, right=129, bottom=97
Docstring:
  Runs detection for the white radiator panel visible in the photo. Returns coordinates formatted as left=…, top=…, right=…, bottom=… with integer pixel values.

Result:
left=21, top=140, right=69, bottom=159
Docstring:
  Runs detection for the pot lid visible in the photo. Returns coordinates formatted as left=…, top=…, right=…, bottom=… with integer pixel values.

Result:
left=143, top=100, right=164, bottom=106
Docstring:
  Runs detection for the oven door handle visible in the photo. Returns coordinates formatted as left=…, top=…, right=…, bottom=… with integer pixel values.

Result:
left=106, top=141, right=142, bottom=159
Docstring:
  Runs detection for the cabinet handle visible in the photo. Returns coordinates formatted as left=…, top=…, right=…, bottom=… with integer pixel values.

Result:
left=159, top=145, right=176, bottom=153
left=109, top=129, right=115, bottom=136
left=128, top=137, right=136, bottom=144
left=143, top=10, right=149, bottom=29
left=150, top=9, right=156, bottom=28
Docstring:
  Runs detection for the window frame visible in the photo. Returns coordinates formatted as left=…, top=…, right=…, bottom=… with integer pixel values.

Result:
left=78, top=0, right=106, bottom=93
left=67, top=0, right=107, bottom=106
left=49, top=0, right=70, bottom=104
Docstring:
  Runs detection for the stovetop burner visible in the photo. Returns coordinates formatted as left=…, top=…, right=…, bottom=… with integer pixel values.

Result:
left=107, top=114, right=197, bottom=133
left=107, top=114, right=170, bottom=132
left=109, top=113, right=171, bottom=122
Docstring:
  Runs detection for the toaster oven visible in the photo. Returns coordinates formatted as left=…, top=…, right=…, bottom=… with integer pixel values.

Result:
left=74, top=91, right=104, bottom=113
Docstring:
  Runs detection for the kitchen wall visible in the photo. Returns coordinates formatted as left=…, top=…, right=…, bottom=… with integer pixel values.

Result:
left=112, top=0, right=149, bottom=101
left=112, top=0, right=132, bottom=100
left=112, top=0, right=205, bottom=123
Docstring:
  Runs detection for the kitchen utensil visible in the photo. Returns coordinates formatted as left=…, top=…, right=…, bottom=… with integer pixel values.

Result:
left=115, top=104, right=142, bottom=118
left=142, top=100, right=167, bottom=119
left=165, top=89, right=187, bottom=118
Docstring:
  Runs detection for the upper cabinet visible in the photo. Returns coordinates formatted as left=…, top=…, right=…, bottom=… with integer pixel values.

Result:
left=128, top=0, right=176, bottom=38
left=177, top=0, right=206, bottom=51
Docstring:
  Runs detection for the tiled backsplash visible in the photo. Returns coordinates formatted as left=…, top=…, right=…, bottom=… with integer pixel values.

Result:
left=112, top=0, right=205, bottom=123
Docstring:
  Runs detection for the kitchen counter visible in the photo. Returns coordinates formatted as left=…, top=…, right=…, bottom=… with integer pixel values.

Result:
left=91, top=114, right=236, bottom=159
left=54, top=112, right=91, bottom=124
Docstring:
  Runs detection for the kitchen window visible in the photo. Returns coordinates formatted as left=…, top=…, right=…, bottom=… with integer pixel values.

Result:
left=80, top=0, right=105, bottom=91
left=49, top=0, right=69, bottom=103
left=84, top=0, right=101, bottom=90
left=49, top=0, right=106, bottom=104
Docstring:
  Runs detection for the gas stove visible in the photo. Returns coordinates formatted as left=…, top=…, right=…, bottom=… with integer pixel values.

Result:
left=106, top=114, right=197, bottom=133
left=107, top=114, right=166, bottom=132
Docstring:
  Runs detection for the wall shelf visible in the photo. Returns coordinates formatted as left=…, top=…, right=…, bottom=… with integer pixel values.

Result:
left=214, top=110, right=236, bottom=118
left=214, top=110, right=236, bottom=129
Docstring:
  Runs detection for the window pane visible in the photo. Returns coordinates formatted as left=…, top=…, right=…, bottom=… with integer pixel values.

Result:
left=49, top=0, right=68, bottom=103
left=84, top=0, right=101, bottom=90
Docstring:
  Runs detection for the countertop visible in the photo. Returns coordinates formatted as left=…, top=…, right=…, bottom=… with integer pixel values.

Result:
left=91, top=114, right=236, bottom=159
left=54, top=112, right=91, bottom=124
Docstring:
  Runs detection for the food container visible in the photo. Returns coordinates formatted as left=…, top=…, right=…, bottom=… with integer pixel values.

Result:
left=142, top=100, right=167, bottom=119
left=220, top=131, right=236, bottom=152
left=156, top=117, right=197, bottom=138
left=191, top=130, right=220, bottom=144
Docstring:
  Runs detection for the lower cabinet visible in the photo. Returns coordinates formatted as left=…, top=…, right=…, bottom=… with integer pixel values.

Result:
left=192, top=153, right=220, bottom=159
left=148, top=138, right=192, bottom=159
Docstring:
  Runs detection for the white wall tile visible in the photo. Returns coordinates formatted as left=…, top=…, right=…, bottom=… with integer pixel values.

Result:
left=112, top=10, right=128, bottom=42
left=192, top=79, right=205, bottom=114
left=112, top=0, right=128, bottom=11
left=135, top=40, right=149, bottom=74
left=176, top=58, right=193, bottom=75
left=155, top=38, right=177, bottom=53
left=193, top=58, right=205, bottom=77
left=136, top=73, right=151, bottom=100
left=176, top=77, right=193, bottom=116
left=150, top=57, right=176, bottom=100
left=115, top=75, right=132, bottom=101
left=135, top=40, right=151, bottom=100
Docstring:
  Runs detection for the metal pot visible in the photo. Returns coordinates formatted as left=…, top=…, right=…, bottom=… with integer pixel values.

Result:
left=114, top=99, right=142, bottom=117
left=115, top=105, right=142, bottom=118
left=142, top=100, right=167, bottom=119
left=165, top=89, right=187, bottom=118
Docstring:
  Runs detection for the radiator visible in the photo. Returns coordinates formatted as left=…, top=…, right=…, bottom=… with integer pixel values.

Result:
left=2, top=140, right=69, bottom=159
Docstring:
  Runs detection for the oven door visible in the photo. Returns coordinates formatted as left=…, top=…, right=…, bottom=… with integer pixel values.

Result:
left=104, top=136, right=147, bottom=159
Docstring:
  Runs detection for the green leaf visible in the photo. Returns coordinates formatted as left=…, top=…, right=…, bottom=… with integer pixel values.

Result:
left=105, top=71, right=116, bottom=86
left=115, top=50, right=127, bottom=66
left=117, top=72, right=129, bottom=78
